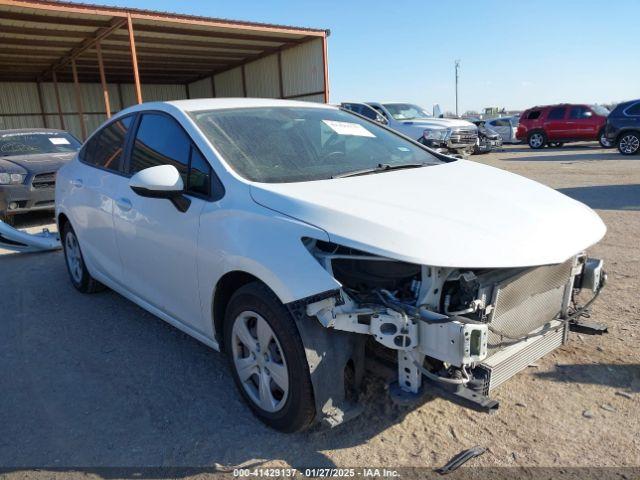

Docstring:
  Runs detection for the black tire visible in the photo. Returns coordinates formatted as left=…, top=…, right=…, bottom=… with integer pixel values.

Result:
left=1, top=214, right=15, bottom=226
left=528, top=131, right=546, bottom=149
left=598, top=129, right=613, bottom=148
left=618, top=132, right=640, bottom=156
left=224, top=282, right=315, bottom=432
left=61, top=222, right=105, bottom=293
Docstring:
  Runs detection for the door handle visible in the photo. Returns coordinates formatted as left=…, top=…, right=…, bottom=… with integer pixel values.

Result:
left=71, top=178, right=83, bottom=188
left=116, top=198, right=132, bottom=212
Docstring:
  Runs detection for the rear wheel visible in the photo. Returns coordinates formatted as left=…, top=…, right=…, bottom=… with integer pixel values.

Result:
left=528, top=131, right=546, bottom=149
left=618, top=132, right=640, bottom=155
left=224, top=282, right=315, bottom=432
left=62, top=222, right=105, bottom=293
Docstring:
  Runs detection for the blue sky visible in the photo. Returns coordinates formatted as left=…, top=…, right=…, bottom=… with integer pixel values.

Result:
left=80, top=0, right=638, bottom=112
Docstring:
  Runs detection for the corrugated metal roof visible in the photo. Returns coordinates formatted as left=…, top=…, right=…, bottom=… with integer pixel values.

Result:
left=0, top=0, right=328, bottom=84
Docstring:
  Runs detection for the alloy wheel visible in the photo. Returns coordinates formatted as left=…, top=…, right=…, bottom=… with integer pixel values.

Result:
left=231, top=311, right=289, bottom=413
left=529, top=133, right=544, bottom=148
left=65, top=231, right=83, bottom=284
left=600, top=134, right=612, bottom=148
left=619, top=134, right=640, bottom=154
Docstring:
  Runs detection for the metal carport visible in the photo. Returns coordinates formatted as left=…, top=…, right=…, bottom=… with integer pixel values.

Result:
left=0, top=0, right=330, bottom=139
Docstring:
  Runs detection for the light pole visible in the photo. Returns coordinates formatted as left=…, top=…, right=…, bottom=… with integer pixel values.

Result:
left=455, top=59, right=460, bottom=117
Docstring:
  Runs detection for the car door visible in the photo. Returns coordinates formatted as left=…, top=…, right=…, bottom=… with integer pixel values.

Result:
left=567, top=105, right=595, bottom=140
left=68, top=116, right=134, bottom=282
left=111, top=112, right=214, bottom=332
left=544, top=107, right=568, bottom=140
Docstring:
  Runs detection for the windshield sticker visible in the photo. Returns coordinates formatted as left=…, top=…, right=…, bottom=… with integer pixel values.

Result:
left=49, top=137, right=70, bottom=145
left=322, top=120, right=375, bottom=138
left=397, top=146, right=410, bottom=152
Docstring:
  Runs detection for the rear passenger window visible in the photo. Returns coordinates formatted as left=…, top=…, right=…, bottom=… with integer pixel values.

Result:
left=81, top=116, right=132, bottom=172
left=527, top=110, right=541, bottom=120
left=626, top=102, right=640, bottom=116
left=547, top=107, right=566, bottom=120
left=130, top=113, right=213, bottom=198
left=569, top=106, right=591, bottom=119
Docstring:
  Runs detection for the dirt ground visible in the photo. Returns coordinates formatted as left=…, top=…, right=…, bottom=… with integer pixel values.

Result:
left=1, top=143, right=638, bottom=477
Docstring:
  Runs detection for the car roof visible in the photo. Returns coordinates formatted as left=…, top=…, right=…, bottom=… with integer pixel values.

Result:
left=0, top=128, right=69, bottom=135
left=167, top=98, right=335, bottom=112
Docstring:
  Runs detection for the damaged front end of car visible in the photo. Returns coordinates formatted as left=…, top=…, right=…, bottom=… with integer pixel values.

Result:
left=289, top=238, right=606, bottom=427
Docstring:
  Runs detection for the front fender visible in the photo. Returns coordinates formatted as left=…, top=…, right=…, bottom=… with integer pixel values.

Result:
left=196, top=203, right=341, bottom=332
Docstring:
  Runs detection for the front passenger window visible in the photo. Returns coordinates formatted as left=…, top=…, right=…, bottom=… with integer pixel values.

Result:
left=130, top=113, right=190, bottom=182
left=130, top=113, right=213, bottom=198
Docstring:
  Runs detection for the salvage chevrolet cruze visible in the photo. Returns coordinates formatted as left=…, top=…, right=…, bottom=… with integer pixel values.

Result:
left=56, top=99, right=607, bottom=432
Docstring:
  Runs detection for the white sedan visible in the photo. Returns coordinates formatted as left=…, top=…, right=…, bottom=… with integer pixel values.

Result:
left=56, top=99, right=606, bottom=432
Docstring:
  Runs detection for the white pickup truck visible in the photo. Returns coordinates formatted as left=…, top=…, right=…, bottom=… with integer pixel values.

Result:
left=342, top=102, right=478, bottom=155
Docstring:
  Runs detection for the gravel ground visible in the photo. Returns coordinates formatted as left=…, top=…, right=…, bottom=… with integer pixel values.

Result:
left=1, top=143, right=638, bottom=477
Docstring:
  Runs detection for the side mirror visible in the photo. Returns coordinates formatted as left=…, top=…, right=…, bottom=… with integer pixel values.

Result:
left=129, top=164, right=191, bottom=212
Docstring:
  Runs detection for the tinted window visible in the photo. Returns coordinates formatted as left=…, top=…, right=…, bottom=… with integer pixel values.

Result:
left=369, top=105, right=388, bottom=118
left=82, top=116, right=132, bottom=171
left=130, top=113, right=212, bottom=197
left=188, top=148, right=210, bottom=196
left=569, top=106, right=591, bottom=119
left=547, top=107, right=566, bottom=120
left=626, top=102, right=640, bottom=116
left=527, top=110, right=541, bottom=120
left=0, top=131, right=81, bottom=157
left=130, top=114, right=190, bottom=181
left=358, top=105, right=379, bottom=121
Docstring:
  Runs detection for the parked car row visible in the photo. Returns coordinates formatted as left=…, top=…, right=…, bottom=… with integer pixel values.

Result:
left=340, top=102, right=480, bottom=156
left=515, top=100, right=640, bottom=155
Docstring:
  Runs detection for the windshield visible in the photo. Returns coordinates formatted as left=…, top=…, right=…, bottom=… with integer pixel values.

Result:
left=590, top=105, right=610, bottom=116
left=191, top=107, right=443, bottom=183
left=0, top=131, right=81, bottom=157
left=382, top=103, right=432, bottom=121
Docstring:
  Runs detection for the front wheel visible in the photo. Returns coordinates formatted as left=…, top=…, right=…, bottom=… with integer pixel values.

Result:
left=618, top=132, right=640, bottom=155
left=224, top=282, right=316, bottom=432
left=61, top=222, right=105, bottom=293
left=528, top=131, right=546, bottom=149
left=599, top=130, right=613, bottom=148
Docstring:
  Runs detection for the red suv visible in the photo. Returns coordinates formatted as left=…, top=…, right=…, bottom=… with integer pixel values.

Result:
left=516, top=104, right=611, bottom=149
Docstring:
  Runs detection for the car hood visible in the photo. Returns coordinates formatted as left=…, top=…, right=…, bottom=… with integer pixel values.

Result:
left=250, top=160, right=606, bottom=268
left=399, top=118, right=476, bottom=129
left=0, top=152, right=75, bottom=174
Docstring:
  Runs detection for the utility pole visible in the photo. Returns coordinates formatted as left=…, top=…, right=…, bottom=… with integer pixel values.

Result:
left=455, top=59, right=460, bottom=117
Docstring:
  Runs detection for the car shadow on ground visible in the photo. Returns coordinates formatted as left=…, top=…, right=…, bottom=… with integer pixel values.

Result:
left=0, top=252, right=431, bottom=476
left=501, top=151, right=626, bottom=162
left=533, top=363, right=640, bottom=393
left=557, top=184, right=640, bottom=211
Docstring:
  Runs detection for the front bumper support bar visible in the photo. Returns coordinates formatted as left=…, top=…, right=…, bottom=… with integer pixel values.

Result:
left=0, top=219, right=61, bottom=253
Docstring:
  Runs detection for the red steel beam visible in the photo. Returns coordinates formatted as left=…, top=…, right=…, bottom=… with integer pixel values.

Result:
left=126, top=14, right=143, bottom=104
left=71, top=58, right=87, bottom=139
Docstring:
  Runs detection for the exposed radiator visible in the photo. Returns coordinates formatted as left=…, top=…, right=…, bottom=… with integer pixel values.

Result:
left=477, top=320, right=567, bottom=394
left=486, top=259, right=573, bottom=354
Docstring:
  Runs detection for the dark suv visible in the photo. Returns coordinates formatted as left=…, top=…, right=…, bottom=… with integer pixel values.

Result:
left=516, top=104, right=611, bottom=149
left=604, top=99, right=640, bottom=155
